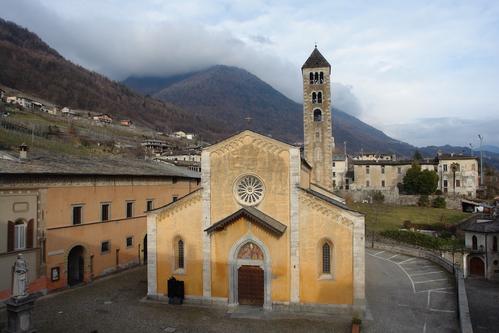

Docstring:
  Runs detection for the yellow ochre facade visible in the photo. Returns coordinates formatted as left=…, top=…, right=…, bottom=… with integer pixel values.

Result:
left=148, top=48, right=365, bottom=313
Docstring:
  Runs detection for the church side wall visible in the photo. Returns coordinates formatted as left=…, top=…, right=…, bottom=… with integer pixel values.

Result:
left=298, top=195, right=354, bottom=305
left=155, top=199, right=203, bottom=297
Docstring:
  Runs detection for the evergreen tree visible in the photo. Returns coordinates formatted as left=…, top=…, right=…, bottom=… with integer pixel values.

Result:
left=413, top=150, right=422, bottom=161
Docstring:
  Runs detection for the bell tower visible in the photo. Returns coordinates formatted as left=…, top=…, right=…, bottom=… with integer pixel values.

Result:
left=302, top=46, right=334, bottom=190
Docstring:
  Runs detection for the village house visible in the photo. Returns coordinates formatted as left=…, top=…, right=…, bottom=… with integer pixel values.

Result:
left=142, top=139, right=168, bottom=155
left=93, top=113, right=113, bottom=124
left=0, top=151, right=200, bottom=300
left=346, top=154, right=479, bottom=199
left=352, top=152, right=396, bottom=161
left=332, top=154, right=348, bottom=190
left=61, top=107, right=77, bottom=117
left=120, top=119, right=133, bottom=127
left=461, top=210, right=499, bottom=280
left=146, top=47, right=365, bottom=314
left=6, top=96, right=18, bottom=105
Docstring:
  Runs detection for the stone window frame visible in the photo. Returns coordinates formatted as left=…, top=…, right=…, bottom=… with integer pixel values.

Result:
left=146, top=199, right=154, bottom=212
left=101, top=240, right=111, bottom=255
left=318, top=238, right=335, bottom=280
left=233, top=173, right=266, bottom=207
left=100, top=202, right=111, bottom=222
left=173, top=236, right=186, bottom=275
left=126, top=236, right=134, bottom=248
left=14, top=219, right=27, bottom=251
left=71, top=204, right=84, bottom=225
left=313, top=108, right=322, bottom=122
left=125, top=200, right=135, bottom=218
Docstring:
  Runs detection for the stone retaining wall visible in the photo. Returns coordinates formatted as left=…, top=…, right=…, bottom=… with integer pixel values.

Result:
left=367, top=241, right=473, bottom=333
left=345, top=189, right=462, bottom=209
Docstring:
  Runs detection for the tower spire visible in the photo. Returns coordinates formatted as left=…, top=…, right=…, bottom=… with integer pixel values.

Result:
left=302, top=47, right=334, bottom=190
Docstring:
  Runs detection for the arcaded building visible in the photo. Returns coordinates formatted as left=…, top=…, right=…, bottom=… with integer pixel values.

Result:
left=147, top=48, right=365, bottom=313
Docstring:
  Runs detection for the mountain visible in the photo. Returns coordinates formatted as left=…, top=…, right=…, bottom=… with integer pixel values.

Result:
left=483, top=145, right=499, bottom=154
left=124, top=65, right=415, bottom=155
left=0, top=18, right=224, bottom=140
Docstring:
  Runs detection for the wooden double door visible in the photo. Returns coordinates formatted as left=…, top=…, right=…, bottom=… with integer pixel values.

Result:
left=469, top=257, right=485, bottom=276
left=238, top=265, right=264, bottom=306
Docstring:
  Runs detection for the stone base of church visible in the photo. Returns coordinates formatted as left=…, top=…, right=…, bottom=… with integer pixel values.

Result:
left=146, top=293, right=365, bottom=316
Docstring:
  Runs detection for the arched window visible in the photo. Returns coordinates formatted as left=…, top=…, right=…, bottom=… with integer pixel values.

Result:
left=312, top=92, right=317, bottom=104
left=309, top=72, right=314, bottom=84
left=322, top=242, right=331, bottom=274
left=176, top=239, right=184, bottom=269
left=494, top=236, right=498, bottom=252
left=314, top=72, right=319, bottom=83
left=319, top=72, right=324, bottom=83
left=313, top=109, right=322, bottom=122
left=472, top=235, right=478, bottom=250
left=317, top=91, right=322, bottom=103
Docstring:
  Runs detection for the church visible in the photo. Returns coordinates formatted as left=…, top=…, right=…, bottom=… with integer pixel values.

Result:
left=146, top=47, right=365, bottom=313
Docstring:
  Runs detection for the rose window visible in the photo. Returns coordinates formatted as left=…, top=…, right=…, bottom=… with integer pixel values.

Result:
left=234, top=175, right=264, bottom=206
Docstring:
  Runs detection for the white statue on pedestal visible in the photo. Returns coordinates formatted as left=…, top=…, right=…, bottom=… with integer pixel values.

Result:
left=12, top=253, right=28, bottom=299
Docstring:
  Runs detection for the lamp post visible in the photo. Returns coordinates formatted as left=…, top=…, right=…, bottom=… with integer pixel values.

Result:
left=478, top=134, right=484, bottom=187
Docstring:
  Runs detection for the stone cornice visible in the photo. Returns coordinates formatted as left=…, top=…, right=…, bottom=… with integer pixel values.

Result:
left=298, top=189, right=357, bottom=228
left=155, top=188, right=202, bottom=219
left=205, top=130, right=292, bottom=156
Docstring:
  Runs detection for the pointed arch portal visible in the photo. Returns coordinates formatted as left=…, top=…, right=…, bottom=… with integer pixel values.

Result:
left=228, top=235, right=272, bottom=309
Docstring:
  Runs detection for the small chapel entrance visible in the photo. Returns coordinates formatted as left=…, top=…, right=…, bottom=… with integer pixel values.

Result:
left=67, top=245, right=85, bottom=286
left=238, top=265, right=264, bottom=306
left=469, top=257, right=485, bottom=277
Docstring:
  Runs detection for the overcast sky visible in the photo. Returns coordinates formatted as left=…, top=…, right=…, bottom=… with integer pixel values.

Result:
left=3, top=0, right=499, bottom=147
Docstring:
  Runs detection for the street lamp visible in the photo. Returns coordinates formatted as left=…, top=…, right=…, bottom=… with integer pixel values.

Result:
left=478, top=134, right=484, bottom=187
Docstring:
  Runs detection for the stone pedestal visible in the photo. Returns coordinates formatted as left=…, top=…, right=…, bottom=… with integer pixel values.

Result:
left=3, top=295, right=37, bottom=333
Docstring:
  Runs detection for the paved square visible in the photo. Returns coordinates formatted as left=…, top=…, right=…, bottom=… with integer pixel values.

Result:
left=364, top=249, right=459, bottom=333
left=0, top=250, right=460, bottom=333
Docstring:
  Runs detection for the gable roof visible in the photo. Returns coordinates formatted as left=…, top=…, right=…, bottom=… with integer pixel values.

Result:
left=302, top=47, right=331, bottom=70
left=461, top=214, right=499, bottom=233
left=203, top=129, right=296, bottom=153
left=205, top=206, right=287, bottom=236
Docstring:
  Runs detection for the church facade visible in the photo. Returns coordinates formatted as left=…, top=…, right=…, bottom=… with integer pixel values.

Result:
left=147, top=47, right=365, bottom=313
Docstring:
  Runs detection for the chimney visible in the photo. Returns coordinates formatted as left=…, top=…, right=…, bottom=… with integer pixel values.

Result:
left=19, top=143, right=28, bottom=160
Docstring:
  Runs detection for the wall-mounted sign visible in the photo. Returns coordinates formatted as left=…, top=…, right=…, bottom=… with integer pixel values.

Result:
left=51, top=267, right=60, bottom=281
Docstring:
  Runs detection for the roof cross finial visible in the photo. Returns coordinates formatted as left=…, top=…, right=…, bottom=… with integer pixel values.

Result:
left=314, top=42, right=317, bottom=48
left=244, top=116, right=252, bottom=128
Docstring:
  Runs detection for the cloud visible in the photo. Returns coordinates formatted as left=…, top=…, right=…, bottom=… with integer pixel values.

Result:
left=384, top=117, right=499, bottom=147
left=332, top=83, right=363, bottom=116
left=2, top=0, right=499, bottom=148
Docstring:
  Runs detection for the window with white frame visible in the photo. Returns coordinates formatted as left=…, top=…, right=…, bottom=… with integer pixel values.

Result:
left=14, top=222, right=26, bottom=250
